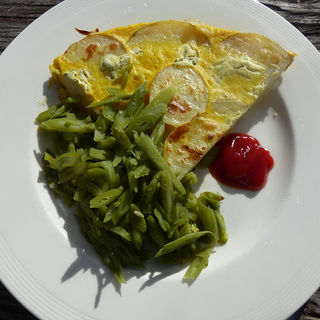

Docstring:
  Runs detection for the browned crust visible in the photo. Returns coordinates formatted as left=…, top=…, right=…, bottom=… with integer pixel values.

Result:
left=168, top=125, right=189, bottom=143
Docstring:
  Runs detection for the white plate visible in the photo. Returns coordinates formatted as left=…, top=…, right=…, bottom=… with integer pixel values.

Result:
left=0, top=0, right=319, bottom=319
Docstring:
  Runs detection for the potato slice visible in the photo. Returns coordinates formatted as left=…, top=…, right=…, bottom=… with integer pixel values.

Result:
left=163, top=112, right=230, bottom=178
left=150, top=65, right=210, bottom=127
left=221, top=33, right=294, bottom=92
left=164, top=34, right=294, bottom=178
left=52, top=34, right=129, bottom=104
left=128, top=20, right=211, bottom=46
left=64, top=34, right=127, bottom=63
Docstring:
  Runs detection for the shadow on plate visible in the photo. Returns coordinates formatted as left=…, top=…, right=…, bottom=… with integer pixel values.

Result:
left=34, top=83, right=187, bottom=307
left=35, top=139, right=186, bottom=306
left=42, top=80, right=61, bottom=107
left=34, top=79, right=295, bottom=307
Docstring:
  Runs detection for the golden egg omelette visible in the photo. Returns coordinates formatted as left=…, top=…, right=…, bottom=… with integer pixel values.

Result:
left=50, top=20, right=294, bottom=178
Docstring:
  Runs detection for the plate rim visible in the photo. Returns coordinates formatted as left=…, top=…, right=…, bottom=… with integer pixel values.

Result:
left=0, top=1, right=320, bottom=320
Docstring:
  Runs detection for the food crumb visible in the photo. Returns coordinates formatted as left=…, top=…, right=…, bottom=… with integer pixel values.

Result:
left=273, top=112, right=279, bottom=118
left=36, top=97, right=47, bottom=106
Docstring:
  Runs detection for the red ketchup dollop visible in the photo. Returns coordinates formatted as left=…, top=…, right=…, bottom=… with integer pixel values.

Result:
left=209, top=133, right=274, bottom=191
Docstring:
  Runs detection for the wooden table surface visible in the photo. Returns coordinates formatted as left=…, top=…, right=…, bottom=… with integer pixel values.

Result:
left=0, top=1, right=319, bottom=319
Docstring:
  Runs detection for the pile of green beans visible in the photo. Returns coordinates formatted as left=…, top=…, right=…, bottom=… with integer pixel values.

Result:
left=36, top=83, right=228, bottom=283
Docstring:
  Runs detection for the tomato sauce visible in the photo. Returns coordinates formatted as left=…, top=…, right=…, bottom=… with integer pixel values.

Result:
left=209, top=133, right=274, bottom=191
